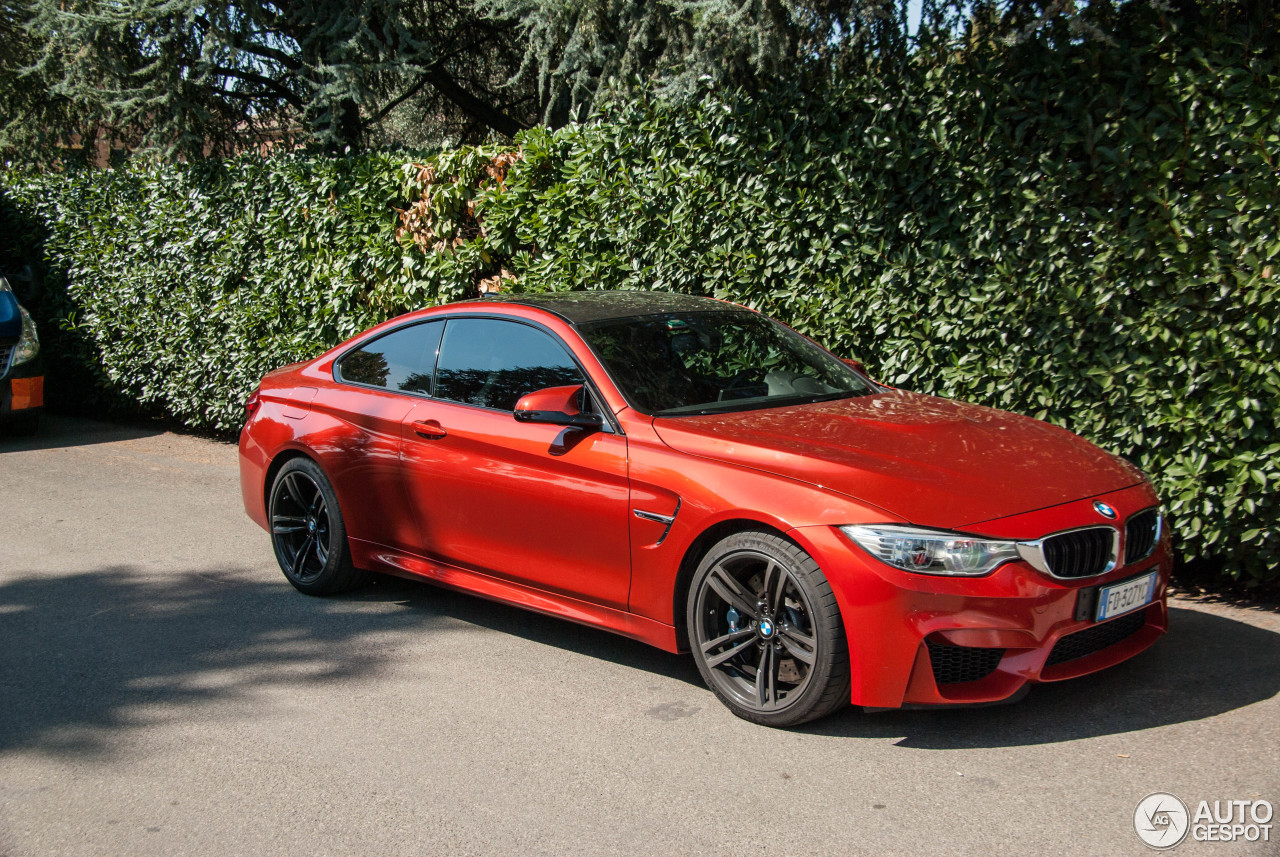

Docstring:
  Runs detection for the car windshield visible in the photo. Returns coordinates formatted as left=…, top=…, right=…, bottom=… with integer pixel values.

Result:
left=578, top=310, right=876, bottom=415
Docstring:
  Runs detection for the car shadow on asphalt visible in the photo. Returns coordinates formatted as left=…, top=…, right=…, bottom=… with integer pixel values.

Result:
left=4, top=567, right=1273, bottom=754
left=0, top=414, right=167, bottom=452
left=0, top=565, right=700, bottom=758
left=277, top=580, right=1280, bottom=747
left=358, top=573, right=703, bottom=688
left=0, top=565, right=424, bottom=756
left=803, top=605, right=1280, bottom=747
left=392, top=584, right=1280, bottom=747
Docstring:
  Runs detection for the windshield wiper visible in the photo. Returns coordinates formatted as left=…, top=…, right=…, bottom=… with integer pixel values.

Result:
left=654, top=388, right=874, bottom=417
left=798, top=389, right=876, bottom=405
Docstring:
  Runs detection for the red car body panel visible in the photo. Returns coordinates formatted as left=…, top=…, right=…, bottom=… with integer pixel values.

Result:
left=239, top=297, right=1171, bottom=709
left=651, top=393, right=1145, bottom=528
left=399, top=397, right=632, bottom=608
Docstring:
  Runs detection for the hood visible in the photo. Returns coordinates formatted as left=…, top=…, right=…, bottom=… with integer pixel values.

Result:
left=651, top=390, right=1144, bottom=528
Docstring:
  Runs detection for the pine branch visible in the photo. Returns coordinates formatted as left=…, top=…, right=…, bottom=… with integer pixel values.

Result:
left=423, top=65, right=527, bottom=137
left=365, top=72, right=432, bottom=126
left=211, top=66, right=304, bottom=110
left=364, top=21, right=525, bottom=134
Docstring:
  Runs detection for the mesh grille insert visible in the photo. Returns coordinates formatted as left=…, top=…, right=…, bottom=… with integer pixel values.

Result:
left=926, top=641, right=1005, bottom=685
left=1125, top=509, right=1160, bottom=565
left=1042, top=527, right=1114, bottom=578
left=1045, top=608, right=1148, bottom=668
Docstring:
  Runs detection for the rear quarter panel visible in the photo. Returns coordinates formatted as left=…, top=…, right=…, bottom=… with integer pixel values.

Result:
left=241, top=370, right=427, bottom=554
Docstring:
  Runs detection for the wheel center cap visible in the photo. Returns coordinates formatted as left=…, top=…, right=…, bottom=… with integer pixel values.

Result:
left=758, top=617, right=775, bottom=639
left=307, top=518, right=316, bottom=533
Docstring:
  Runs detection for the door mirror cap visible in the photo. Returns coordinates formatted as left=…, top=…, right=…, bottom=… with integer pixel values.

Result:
left=513, top=385, right=603, bottom=430
left=841, top=357, right=867, bottom=375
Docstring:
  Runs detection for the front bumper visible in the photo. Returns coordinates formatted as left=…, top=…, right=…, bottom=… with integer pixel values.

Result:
left=792, top=482, right=1171, bottom=709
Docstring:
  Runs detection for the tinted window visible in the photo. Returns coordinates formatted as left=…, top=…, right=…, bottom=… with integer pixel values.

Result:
left=337, top=321, right=443, bottom=395
left=579, top=310, right=873, bottom=415
left=435, top=318, right=584, bottom=411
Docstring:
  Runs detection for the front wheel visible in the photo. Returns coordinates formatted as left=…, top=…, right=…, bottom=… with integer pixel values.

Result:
left=268, top=458, right=369, bottom=595
left=687, top=530, right=851, bottom=727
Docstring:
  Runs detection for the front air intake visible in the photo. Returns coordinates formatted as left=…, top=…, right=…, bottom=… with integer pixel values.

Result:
left=1045, top=608, right=1148, bottom=667
left=926, top=640, right=1005, bottom=685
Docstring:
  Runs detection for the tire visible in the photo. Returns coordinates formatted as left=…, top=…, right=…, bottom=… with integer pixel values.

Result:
left=687, top=530, right=851, bottom=727
left=268, top=458, right=369, bottom=595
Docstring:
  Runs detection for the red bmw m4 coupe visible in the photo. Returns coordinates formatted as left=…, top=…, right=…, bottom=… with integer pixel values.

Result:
left=239, top=291, right=1169, bottom=726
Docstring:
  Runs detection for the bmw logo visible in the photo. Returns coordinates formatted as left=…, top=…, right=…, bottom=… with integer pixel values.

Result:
left=1093, top=501, right=1118, bottom=520
left=758, top=618, right=775, bottom=639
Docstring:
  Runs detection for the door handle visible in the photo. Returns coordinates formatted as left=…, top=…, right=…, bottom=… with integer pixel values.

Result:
left=412, top=419, right=448, bottom=440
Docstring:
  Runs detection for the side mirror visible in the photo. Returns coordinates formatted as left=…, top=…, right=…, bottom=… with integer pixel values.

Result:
left=513, top=385, right=603, bottom=430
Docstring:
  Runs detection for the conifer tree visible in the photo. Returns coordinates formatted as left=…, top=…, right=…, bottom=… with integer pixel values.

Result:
left=1, top=0, right=534, bottom=158
left=481, top=0, right=906, bottom=125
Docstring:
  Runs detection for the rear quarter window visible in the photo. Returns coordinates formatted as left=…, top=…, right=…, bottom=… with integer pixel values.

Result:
left=336, top=321, right=444, bottom=395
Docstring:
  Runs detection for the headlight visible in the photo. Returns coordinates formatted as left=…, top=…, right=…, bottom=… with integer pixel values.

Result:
left=1, top=275, right=40, bottom=366
left=840, top=524, right=1022, bottom=576
left=13, top=305, right=40, bottom=365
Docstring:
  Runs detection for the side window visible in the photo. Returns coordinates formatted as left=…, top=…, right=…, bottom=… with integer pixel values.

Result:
left=336, top=321, right=444, bottom=395
left=435, top=318, right=585, bottom=411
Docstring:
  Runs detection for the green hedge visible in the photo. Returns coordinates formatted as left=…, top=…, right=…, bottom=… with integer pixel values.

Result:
left=1, top=10, right=1277, bottom=587
left=3, top=154, right=420, bottom=423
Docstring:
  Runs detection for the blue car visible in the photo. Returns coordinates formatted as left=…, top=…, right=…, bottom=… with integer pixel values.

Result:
left=0, top=273, right=42, bottom=433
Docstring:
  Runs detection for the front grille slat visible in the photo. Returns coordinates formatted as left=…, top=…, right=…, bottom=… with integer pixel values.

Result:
left=1041, top=526, right=1113, bottom=578
left=925, top=641, right=1005, bottom=685
left=1045, top=608, right=1148, bottom=667
left=1125, top=509, right=1161, bottom=565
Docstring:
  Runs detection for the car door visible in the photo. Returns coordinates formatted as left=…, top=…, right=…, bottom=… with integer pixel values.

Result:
left=321, top=319, right=444, bottom=552
left=399, top=315, right=633, bottom=610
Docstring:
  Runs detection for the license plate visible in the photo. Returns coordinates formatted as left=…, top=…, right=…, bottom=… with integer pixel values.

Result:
left=1096, top=571, right=1158, bottom=622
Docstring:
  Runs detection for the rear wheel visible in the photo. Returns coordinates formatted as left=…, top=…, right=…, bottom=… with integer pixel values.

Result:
left=687, top=530, right=850, bottom=726
left=268, top=458, right=369, bottom=595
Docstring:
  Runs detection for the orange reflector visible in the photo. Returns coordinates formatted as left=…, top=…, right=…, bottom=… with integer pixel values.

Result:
left=10, top=376, right=44, bottom=410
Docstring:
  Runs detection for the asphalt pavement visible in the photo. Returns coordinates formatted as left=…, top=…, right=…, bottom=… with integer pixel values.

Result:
left=1, top=416, right=1277, bottom=856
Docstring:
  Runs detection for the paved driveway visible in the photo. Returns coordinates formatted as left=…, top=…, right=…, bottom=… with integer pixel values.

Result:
left=1, top=417, right=1277, bottom=856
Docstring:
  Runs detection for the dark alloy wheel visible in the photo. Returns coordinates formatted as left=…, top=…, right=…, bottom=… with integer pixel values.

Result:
left=688, top=531, right=850, bottom=726
left=269, top=458, right=368, bottom=595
